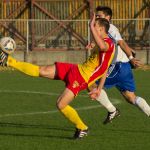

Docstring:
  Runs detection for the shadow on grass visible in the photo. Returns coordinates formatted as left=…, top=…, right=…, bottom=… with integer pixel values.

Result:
left=0, top=132, right=75, bottom=140
left=0, top=122, right=75, bottom=140
left=103, top=128, right=150, bottom=134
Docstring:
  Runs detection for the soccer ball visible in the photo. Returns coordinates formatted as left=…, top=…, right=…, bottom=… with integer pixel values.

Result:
left=0, top=37, right=16, bottom=54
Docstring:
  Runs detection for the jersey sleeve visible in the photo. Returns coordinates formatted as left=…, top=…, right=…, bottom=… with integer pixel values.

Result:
left=109, top=24, right=123, bottom=42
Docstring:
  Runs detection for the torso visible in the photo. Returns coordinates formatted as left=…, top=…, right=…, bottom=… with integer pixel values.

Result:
left=78, top=38, right=115, bottom=86
left=109, top=24, right=129, bottom=63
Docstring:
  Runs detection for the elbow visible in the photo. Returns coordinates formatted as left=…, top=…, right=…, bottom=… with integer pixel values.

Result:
left=98, top=45, right=107, bottom=51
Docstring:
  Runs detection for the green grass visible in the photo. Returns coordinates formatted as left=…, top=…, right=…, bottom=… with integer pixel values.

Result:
left=0, top=70, right=150, bottom=150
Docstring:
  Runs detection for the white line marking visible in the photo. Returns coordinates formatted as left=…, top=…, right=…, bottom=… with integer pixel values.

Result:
left=0, top=101, right=120, bottom=118
left=0, top=90, right=121, bottom=118
left=0, top=90, right=88, bottom=97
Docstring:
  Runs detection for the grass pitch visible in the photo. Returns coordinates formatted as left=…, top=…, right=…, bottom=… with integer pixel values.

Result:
left=0, top=70, right=150, bottom=150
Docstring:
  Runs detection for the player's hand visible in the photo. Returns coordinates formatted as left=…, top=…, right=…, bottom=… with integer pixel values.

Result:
left=130, top=58, right=143, bottom=68
left=86, top=43, right=92, bottom=50
left=88, top=88, right=101, bottom=100
left=86, top=42, right=95, bottom=50
left=130, top=57, right=150, bottom=71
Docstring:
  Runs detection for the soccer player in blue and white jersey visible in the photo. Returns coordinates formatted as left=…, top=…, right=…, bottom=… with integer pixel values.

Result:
left=88, top=6, right=150, bottom=124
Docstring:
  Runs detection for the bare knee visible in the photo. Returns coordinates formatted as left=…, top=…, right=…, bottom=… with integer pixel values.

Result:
left=122, top=91, right=136, bottom=104
left=56, top=88, right=74, bottom=110
left=56, top=89, right=75, bottom=110
left=39, top=65, right=56, bottom=79
left=56, top=100, right=66, bottom=110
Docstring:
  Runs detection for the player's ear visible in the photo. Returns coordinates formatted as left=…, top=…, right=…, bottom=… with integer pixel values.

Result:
left=105, top=16, right=110, bottom=21
left=101, top=26, right=105, bottom=32
left=99, top=28, right=102, bottom=32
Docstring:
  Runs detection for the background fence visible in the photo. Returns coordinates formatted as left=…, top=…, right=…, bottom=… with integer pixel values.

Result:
left=0, top=0, right=149, bottom=51
left=0, top=18, right=149, bottom=51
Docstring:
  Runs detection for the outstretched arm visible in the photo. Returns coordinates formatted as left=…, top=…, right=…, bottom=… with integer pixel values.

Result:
left=118, top=40, right=133, bottom=58
left=90, top=13, right=108, bottom=51
left=117, top=37, right=142, bottom=68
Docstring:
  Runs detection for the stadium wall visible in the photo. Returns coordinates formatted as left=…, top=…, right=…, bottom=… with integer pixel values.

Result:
left=11, top=50, right=87, bottom=65
left=11, top=49, right=149, bottom=65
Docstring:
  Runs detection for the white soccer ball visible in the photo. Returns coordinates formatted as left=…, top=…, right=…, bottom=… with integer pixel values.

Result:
left=0, top=37, right=16, bottom=54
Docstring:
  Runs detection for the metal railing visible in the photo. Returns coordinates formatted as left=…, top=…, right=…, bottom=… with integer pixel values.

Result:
left=0, top=19, right=149, bottom=52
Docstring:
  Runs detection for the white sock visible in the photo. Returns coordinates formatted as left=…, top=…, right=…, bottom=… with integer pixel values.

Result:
left=134, top=96, right=150, bottom=116
left=96, top=89, right=116, bottom=112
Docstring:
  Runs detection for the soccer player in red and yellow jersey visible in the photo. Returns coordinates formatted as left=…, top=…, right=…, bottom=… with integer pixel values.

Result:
left=0, top=14, right=115, bottom=139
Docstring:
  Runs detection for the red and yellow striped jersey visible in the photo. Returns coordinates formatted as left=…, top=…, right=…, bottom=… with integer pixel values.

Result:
left=78, top=38, right=115, bottom=87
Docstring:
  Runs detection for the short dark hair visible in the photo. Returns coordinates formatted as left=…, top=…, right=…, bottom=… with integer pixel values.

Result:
left=96, top=6, right=112, bottom=19
left=95, top=18, right=110, bottom=33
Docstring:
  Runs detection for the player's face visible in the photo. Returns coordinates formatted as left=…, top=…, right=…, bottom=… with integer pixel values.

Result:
left=96, top=11, right=110, bottom=21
